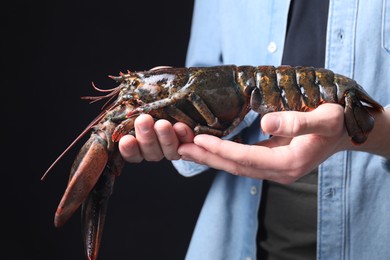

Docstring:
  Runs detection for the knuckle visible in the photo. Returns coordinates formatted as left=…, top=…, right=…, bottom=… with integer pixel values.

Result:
left=160, top=140, right=177, bottom=149
left=128, top=157, right=144, bottom=163
left=139, top=135, right=157, bottom=146
left=275, top=160, right=306, bottom=184
left=277, top=113, right=305, bottom=136
left=122, top=151, right=143, bottom=163
left=144, top=154, right=164, bottom=162
left=291, top=114, right=306, bottom=135
left=166, top=153, right=181, bottom=161
left=229, top=166, right=244, bottom=176
left=275, top=169, right=301, bottom=184
left=237, top=158, right=255, bottom=168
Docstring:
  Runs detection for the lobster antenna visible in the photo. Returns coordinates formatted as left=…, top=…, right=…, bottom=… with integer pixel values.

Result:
left=40, top=106, right=112, bottom=181
left=81, top=82, right=121, bottom=105
left=42, top=78, right=122, bottom=180
left=41, top=127, right=92, bottom=181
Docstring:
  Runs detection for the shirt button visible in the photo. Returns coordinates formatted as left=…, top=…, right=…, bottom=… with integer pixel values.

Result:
left=245, top=257, right=252, bottom=260
left=250, top=186, right=257, bottom=195
left=337, top=29, right=344, bottom=41
left=267, top=41, right=277, bottom=53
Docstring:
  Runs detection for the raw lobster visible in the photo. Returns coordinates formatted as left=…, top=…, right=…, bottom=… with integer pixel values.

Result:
left=42, top=65, right=384, bottom=259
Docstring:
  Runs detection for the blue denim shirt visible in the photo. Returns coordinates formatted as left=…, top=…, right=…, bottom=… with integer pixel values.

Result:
left=173, top=0, right=390, bottom=259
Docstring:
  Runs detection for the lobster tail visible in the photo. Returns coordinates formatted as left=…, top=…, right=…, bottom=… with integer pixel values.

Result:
left=333, top=74, right=384, bottom=144
left=343, top=88, right=383, bottom=144
left=344, top=91, right=374, bottom=144
left=247, top=66, right=282, bottom=114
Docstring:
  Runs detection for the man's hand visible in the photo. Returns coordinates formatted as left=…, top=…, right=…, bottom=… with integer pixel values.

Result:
left=177, top=103, right=349, bottom=184
left=118, top=104, right=389, bottom=183
left=118, top=114, right=194, bottom=163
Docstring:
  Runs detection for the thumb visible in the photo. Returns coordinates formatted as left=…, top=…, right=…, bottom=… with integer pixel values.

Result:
left=261, top=103, right=345, bottom=137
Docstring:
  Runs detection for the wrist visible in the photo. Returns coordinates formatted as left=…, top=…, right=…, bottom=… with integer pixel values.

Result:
left=348, top=108, right=390, bottom=158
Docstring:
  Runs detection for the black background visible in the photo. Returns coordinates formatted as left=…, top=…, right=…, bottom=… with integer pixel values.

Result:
left=3, top=1, right=215, bottom=259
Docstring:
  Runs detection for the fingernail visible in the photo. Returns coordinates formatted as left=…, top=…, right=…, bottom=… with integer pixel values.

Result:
left=138, top=122, right=151, bottom=133
left=193, top=134, right=205, bottom=145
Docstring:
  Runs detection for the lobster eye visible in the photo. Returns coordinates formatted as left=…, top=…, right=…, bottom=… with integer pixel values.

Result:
left=131, top=79, right=140, bottom=87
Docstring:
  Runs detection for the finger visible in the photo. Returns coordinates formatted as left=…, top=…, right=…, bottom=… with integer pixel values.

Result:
left=193, top=135, right=323, bottom=183
left=178, top=141, right=295, bottom=183
left=257, top=135, right=293, bottom=148
left=134, top=114, right=164, bottom=161
left=191, top=135, right=292, bottom=170
left=261, top=103, right=345, bottom=137
left=118, top=135, right=143, bottom=163
left=178, top=142, right=245, bottom=174
left=191, top=134, right=324, bottom=174
left=154, top=119, right=181, bottom=160
left=173, top=122, right=195, bottom=143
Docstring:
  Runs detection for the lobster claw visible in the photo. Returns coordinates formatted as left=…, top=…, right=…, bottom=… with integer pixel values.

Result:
left=54, top=133, right=109, bottom=228
left=81, top=167, right=115, bottom=260
left=81, top=150, right=124, bottom=260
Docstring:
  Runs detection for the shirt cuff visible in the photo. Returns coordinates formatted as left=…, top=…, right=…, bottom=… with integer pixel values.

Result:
left=172, top=110, right=260, bottom=177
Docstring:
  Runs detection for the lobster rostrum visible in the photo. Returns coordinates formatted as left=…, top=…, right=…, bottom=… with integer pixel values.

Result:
left=42, top=65, right=384, bottom=259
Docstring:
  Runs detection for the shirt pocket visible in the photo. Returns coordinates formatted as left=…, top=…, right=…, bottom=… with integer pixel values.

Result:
left=383, top=0, right=390, bottom=52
